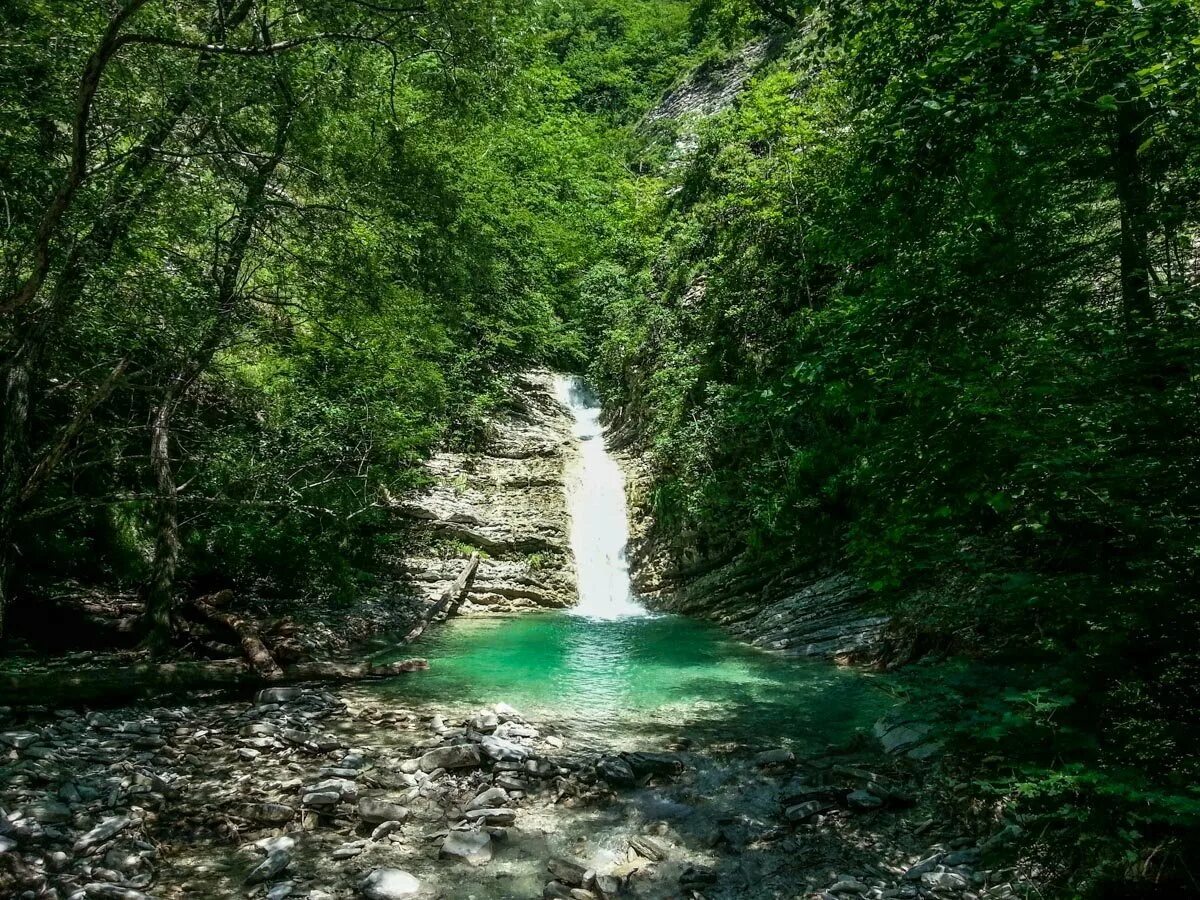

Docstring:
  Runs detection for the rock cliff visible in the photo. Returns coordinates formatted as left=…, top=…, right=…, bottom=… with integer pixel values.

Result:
left=396, top=370, right=577, bottom=617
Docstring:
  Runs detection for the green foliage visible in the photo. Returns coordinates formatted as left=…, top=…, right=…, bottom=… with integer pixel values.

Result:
left=596, top=0, right=1200, bottom=891
left=0, top=0, right=703, bottom=612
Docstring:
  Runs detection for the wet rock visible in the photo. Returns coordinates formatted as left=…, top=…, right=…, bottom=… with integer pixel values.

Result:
left=944, top=848, right=981, bottom=867
left=544, top=882, right=574, bottom=899
left=680, top=866, right=717, bottom=889
left=246, top=849, right=291, bottom=885
left=592, top=873, right=621, bottom=899
left=418, top=744, right=482, bottom=772
left=358, top=798, right=410, bottom=824
left=441, top=831, right=493, bottom=866
left=547, top=857, right=588, bottom=885
left=466, top=786, right=509, bottom=810
left=624, top=752, right=683, bottom=778
left=361, top=867, right=421, bottom=900
left=628, top=835, right=669, bottom=862
left=267, top=884, right=295, bottom=900
left=596, top=756, right=636, bottom=786
left=0, top=835, right=17, bottom=853
left=753, top=748, right=794, bottom=767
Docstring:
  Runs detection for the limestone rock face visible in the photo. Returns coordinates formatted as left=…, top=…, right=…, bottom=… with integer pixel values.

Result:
left=392, top=370, right=578, bottom=617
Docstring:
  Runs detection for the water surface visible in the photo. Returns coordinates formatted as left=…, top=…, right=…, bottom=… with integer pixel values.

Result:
left=375, top=612, right=887, bottom=751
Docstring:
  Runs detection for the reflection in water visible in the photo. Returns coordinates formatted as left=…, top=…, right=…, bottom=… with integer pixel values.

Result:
left=376, top=613, right=888, bottom=750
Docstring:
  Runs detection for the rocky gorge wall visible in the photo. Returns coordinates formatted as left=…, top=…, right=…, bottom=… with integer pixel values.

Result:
left=393, top=370, right=578, bottom=619
left=617, top=447, right=889, bottom=662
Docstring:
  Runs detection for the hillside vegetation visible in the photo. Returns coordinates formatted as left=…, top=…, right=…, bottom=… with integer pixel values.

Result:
left=593, top=1, right=1200, bottom=892
left=2, top=0, right=1198, bottom=894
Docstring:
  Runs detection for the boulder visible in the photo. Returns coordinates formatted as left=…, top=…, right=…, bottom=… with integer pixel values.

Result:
left=302, top=778, right=358, bottom=801
left=479, top=734, right=532, bottom=762
left=785, top=800, right=830, bottom=822
left=547, top=857, right=588, bottom=885
left=441, top=831, right=493, bottom=866
left=463, top=807, right=516, bottom=825
left=361, top=868, right=421, bottom=900
left=418, top=744, right=482, bottom=772
left=466, top=786, right=509, bottom=810
left=752, top=748, right=794, bottom=767
left=846, top=789, right=884, bottom=811
left=358, top=798, right=410, bottom=825
left=255, top=803, right=296, bottom=825
left=624, top=752, right=683, bottom=778
left=628, top=835, right=668, bottom=862
left=596, top=756, right=636, bottom=787
left=256, top=687, right=304, bottom=705
left=24, top=799, right=71, bottom=824
left=246, top=849, right=291, bottom=885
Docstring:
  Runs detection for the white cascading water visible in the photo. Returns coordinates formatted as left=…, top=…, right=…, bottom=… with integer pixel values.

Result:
left=553, top=375, right=648, bottom=620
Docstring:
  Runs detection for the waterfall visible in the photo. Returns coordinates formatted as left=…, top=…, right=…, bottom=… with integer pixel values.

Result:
left=553, top=375, right=648, bottom=620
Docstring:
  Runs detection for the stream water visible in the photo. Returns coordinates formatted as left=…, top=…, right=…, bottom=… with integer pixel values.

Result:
left=374, top=376, right=887, bottom=751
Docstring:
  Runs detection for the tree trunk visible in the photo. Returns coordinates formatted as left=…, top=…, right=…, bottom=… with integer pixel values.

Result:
left=0, top=352, right=32, bottom=639
left=0, top=1, right=254, bottom=640
left=187, top=595, right=284, bottom=679
left=1115, top=98, right=1155, bottom=336
left=140, top=103, right=294, bottom=647
left=144, top=400, right=182, bottom=653
left=402, top=552, right=480, bottom=643
left=0, top=0, right=152, bottom=317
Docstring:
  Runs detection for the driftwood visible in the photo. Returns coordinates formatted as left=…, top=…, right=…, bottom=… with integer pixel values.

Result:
left=0, top=656, right=428, bottom=706
left=402, top=552, right=480, bottom=644
left=187, top=594, right=283, bottom=680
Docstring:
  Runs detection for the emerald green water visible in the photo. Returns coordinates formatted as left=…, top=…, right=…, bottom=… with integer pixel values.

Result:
left=373, top=612, right=889, bottom=751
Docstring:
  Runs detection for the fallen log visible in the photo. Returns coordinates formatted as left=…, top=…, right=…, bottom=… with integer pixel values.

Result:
left=186, top=595, right=284, bottom=680
left=402, top=552, right=480, bottom=644
left=0, top=656, right=428, bottom=707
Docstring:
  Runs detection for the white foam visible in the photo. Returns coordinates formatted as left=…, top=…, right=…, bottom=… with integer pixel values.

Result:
left=553, top=375, right=648, bottom=620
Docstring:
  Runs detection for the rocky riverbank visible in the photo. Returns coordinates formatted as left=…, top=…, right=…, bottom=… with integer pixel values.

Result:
left=0, top=684, right=1027, bottom=900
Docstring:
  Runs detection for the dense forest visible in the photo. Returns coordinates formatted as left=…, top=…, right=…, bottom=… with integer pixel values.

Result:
left=2, top=0, right=1198, bottom=897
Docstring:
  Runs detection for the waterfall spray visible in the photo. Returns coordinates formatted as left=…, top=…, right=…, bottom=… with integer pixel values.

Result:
left=553, top=375, right=647, bottom=620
